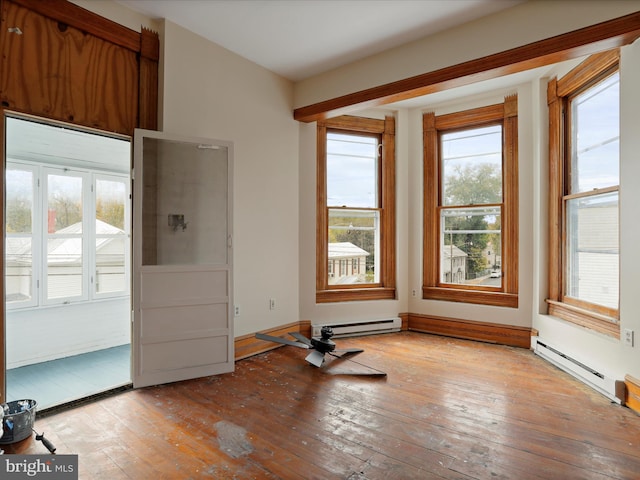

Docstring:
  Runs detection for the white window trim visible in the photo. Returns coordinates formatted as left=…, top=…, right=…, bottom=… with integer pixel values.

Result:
left=6, top=161, right=130, bottom=310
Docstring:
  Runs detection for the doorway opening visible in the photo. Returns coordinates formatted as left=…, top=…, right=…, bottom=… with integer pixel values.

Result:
left=4, top=114, right=132, bottom=410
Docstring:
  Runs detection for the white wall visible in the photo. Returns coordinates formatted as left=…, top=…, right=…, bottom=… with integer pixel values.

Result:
left=158, top=21, right=300, bottom=337
left=6, top=298, right=130, bottom=368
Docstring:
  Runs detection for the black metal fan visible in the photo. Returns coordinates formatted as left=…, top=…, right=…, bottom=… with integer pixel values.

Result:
left=256, top=326, right=386, bottom=376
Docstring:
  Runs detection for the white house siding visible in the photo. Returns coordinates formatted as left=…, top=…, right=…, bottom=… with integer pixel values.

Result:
left=440, top=245, right=468, bottom=284
left=570, top=203, right=619, bottom=309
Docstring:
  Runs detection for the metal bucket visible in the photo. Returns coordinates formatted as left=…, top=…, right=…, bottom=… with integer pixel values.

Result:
left=0, top=399, right=37, bottom=444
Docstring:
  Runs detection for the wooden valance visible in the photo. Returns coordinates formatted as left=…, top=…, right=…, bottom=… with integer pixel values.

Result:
left=0, top=0, right=158, bottom=134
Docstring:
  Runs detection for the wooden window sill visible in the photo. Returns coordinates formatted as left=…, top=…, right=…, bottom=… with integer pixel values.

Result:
left=546, top=300, right=619, bottom=339
left=423, top=286, right=518, bottom=308
left=316, top=287, right=396, bottom=303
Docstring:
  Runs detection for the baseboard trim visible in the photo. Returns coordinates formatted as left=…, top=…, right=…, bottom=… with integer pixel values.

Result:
left=398, top=312, right=409, bottom=330
left=235, top=320, right=311, bottom=361
left=407, top=313, right=533, bottom=348
left=237, top=314, right=533, bottom=360
left=624, top=374, right=640, bottom=415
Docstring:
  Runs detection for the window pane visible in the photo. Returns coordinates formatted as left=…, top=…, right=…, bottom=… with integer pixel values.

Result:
left=440, top=206, right=501, bottom=286
left=442, top=125, right=502, bottom=206
left=96, top=179, right=126, bottom=230
left=96, top=237, right=126, bottom=294
left=328, top=208, right=379, bottom=284
left=48, top=174, right=83, bottom=233
left=566, top=191, right=618, bottom=310
left=6, top=167, right=35, bottom=307
left=571, top=72, right=619, bottom=192
left=5, top=238, right=32, bottom=304
left=327, top=132, right=378, bottom=208
left=6, top=169, right=33, bottom=233
left=47, top=237, right=83, bottom=299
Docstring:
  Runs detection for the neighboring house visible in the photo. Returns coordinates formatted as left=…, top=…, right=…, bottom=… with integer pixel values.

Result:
left=328, top=242, right=369, bottom=284
left=441, top=244, right=468, bottom=284
left=6, top=219, right=126, bottom=302
left=483, top=241, right=501, bottom=270
left=572, top=200, right=619, bottom=309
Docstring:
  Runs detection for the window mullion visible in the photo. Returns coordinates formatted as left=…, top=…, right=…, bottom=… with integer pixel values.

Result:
left=86, top=174, right=95, bottom=301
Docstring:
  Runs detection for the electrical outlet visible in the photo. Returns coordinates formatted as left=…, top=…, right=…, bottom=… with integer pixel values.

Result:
left=623, top=329, right=634, bottom=347
left=412, top=289, right=417, bottom=297
left=269, top=298, right=276, bottom=310
left=234, top=305, right=240, bottom=317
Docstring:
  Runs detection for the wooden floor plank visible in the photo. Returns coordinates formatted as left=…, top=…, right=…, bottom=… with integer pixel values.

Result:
left=5, top=332, right=640, bottom=479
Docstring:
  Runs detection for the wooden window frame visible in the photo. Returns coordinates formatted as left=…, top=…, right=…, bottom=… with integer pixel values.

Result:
left=423, top=97, right=518, bottom=307
left=547, top=49, right=620, bottom=338
left=316, top=115, right=396, bottom=303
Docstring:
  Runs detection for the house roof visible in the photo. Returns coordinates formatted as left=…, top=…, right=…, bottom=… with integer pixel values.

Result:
left=7, top=220, right=125, bottom=264
left=442, top=245, right=468, bottom=258
left=328, top=242, right=370, bottom=259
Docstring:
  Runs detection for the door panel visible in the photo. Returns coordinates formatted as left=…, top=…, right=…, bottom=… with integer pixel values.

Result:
left=139, top=269, right=228, bottom=303
left=133, top=130, right=233, bottom=388
left=140, top=336, right=229, bottom=374
left=140, top=303, right=229, bottom=334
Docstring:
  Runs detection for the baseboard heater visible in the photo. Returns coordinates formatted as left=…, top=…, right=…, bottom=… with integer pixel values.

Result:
left=312, top=317, right=401, bottom=338
left=534, top=339, right=619, bottom=403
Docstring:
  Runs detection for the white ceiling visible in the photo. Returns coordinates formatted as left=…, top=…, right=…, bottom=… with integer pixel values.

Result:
left=116, top=0, right=524, bottom=82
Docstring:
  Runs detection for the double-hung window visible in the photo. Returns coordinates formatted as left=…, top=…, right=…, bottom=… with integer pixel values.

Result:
left=547, top=50, right=620, bottom=336
left=316, top=115, right=396, bottom=302
left=423, top=96, right=518, bottom=307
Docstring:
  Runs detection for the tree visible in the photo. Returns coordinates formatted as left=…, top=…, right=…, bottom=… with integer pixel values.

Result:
left=6, top=198, right=32, bottom=233
left=443, top=162, right=501, bottom=278
left=96, top=199, right=125, bottom=229
left=49, top=194, right=82, bottom=230
left=444, top=162, right=501, bottom=205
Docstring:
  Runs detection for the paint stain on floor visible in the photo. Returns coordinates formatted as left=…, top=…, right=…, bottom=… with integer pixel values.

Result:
left=214, top=420, right=254, bottom=458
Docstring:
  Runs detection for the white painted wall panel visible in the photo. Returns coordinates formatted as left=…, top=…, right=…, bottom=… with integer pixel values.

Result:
left=6, top=297, right=130, bottom=368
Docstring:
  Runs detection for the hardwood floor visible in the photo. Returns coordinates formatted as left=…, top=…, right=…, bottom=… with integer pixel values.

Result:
left=5, top=332, right=640, bottom=479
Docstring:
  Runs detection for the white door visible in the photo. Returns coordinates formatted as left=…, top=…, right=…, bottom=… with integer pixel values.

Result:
left=132, top=130, right=233, bottom=388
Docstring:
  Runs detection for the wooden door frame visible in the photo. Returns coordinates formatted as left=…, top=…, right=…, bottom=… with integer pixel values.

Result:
left=1, top=0, right=158, bottom=402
